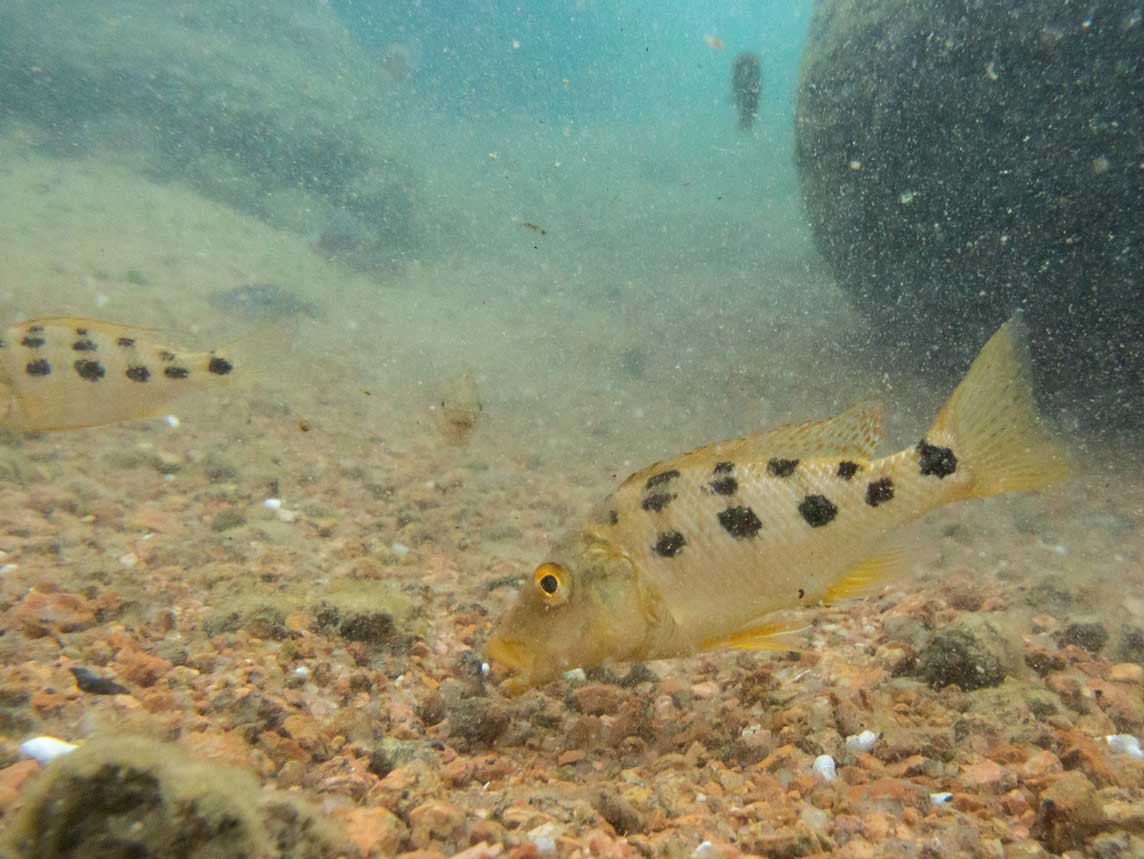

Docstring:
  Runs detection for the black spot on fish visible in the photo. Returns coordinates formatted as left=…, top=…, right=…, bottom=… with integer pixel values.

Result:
left=917, top=439, right=958, bottom=478
left=642, top=493, right=675, bottom=512
left=117, top=337, right=136, bottom=348
left=713, top=461, right=734, bottom=474
left=208, top=356, right=233, bottom=375
left=645, top=469, right=680, bottom=490
left=608, top=509, right=619, bottom=525
left=21, top=336, right=45, bottom=348
left=799, top=494, right=838, bottom=527
left=26, top=359, right=51, bottom=376
left=126, top=365, right=150, bottom=383
left=718, top=505, right=762, bottom=539
left=159, top=350, right=176, bottom=362
left=74, top=359, right=105, bottom=382
left=798, top=588, right=805, bottom=600
left=74, top=327, right=88, bottom=336
left=164, top=366, right=190, bottom=380
left=767, top=458, right=799, bottom=477
left=866, top=477, right=895, bottom=507
left=653, top=530, right=687, bottom=558
left=837, top=461, right=861, bottom=480
left=72, top=339, right=97, bottom=352
left=710, top=476, right=738, bottom=495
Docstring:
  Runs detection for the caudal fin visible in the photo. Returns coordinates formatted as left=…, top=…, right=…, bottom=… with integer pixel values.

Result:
left=926, top=313, right=1067, bottom=499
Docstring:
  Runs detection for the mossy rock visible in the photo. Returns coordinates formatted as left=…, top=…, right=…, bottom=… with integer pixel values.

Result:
left=0, top=736, right=342, bottom=859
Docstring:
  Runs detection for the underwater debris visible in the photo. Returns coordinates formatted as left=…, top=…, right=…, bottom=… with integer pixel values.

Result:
left=0, top=317, right=237, bottom=433
left=916, top=618, right=1016, bottom=691
left=208, top=283, right=319, bottom=321
left=437, top=371, right=482, bottom=446
left=731, top=52, right=762, bottom=130
left=488, top=315, right=1066, bottom=690
left=19, top=737, right=77, bottom=765
left=520, top=221, right=547, bottom=236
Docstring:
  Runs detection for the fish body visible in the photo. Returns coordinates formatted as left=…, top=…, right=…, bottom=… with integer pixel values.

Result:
left=0, top=317, right=234, bottom=432
left=487, top=315, right=1067, bottom=690
left=438, top=371, right=482, bottom=446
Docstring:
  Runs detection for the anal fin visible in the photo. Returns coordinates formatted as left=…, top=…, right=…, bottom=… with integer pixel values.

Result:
left=700, top=618, right=811, bottom=654
left=822, top=546, right=910, bottom=605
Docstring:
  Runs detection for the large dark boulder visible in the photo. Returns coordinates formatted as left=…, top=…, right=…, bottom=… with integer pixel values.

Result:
left=795, top=0, right=1143, bottom=430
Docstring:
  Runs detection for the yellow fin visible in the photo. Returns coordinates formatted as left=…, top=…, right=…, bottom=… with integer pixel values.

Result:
left=927, top=312, right=1068, bottom=499
left=822, top=547, right=910, bottom=605
left=621, top=399, right=883, bottom=489
left=700, top=619, right=811, bottom=653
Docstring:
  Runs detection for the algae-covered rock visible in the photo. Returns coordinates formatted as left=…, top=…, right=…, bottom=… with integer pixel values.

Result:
left=795, top=0, right=1144, bottom=431
left=0, top=736, right=343, bottom=859
left=311, top=581, right=415, bottom=647
left=915, top=616, right=1021, bottom=692
left=0, top=0, right=423, bottom=270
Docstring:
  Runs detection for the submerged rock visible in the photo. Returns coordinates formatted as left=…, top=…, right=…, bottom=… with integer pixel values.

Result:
left=795, top=0, right=1144, bottom=431
left=0, top=736, right=343, bottom=858
left=915, top=617, right=1019, bottom=692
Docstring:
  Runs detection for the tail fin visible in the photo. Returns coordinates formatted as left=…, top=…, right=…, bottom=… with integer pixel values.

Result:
left=927, top=313, right=1067, bottom=499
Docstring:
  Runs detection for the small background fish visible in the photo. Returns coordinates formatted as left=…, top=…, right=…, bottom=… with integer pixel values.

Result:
left=437, top=371, right=482, bottom=446
left=0, top=317, right=236, bottom=432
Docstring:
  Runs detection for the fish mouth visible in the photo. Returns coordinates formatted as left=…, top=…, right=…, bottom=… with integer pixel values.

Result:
left=485, top=632, right=537, bottom=695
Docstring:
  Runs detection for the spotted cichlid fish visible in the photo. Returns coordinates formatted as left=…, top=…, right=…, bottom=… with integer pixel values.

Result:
left=487, top=315, right=1067, bottom=691
left=0, top=317, right=235, bottom=432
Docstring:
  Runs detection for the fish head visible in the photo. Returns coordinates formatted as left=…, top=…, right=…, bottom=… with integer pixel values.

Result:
left=487, top=536, right=654, bottom=693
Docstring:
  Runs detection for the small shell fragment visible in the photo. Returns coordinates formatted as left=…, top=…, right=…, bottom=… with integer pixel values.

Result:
left=812, top=754, right=836, bottom=782
left=20, top=736, right=78, bottom=764
left=845, top=730, right=879, bottom=754
left=1105, top=734, right=1144, bottom=758
left=930, top=792, right=954, bottom=806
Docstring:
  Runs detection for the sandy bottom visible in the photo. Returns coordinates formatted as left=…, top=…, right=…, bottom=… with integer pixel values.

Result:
left=0, top=137, right=1143, bottom=858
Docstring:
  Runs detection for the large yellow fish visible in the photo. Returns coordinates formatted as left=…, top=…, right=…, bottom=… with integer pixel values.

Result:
left=0, top=317, right=235, bottom=432
left=487, top=315, right=1067, bottom=691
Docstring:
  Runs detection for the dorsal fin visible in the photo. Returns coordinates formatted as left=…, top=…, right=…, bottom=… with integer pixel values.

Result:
left=620, top=399, right=883, bottom=489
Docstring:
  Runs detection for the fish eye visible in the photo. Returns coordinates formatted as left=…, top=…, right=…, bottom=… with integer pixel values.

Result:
left=533, top=563, right=568, bottom=604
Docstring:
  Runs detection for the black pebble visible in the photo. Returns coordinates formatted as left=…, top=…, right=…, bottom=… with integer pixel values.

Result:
left=799, top=494, right=838, bottom=527
left=71, top=667, right=129, bottom=696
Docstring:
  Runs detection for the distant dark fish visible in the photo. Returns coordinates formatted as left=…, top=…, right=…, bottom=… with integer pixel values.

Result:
left=731, top=52, right=762, bottom=131
left=208, top=284, right=319, bottom=320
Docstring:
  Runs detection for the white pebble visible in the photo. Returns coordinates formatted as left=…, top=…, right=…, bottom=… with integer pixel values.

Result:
left=480, top=661, right=490, bottom=677
left=21, top=736, right=78, bottom=764
left=0, top=564, right=17, bottom=574
left=930, top=792, right=954, bottom=806
left=527, top=823, right=561, bottom=857
left=845, top=730, right=879, bottom=754
left=263, top=498, right=282, bottom=510
left=292, top=666, right=310, bottom=678
left=812, top=754, right=836, bottom=782
left=1105, top=734, right=1144, bottom=758
left=562, top=668, right=587, bottom=683
left=276, top=508, right=298, bottom=523
left=118, top=553, right=139, bottom=569
left=391, top=542, right=410, bottom=558
left=164, top=415, right=180, bottom=429
left=692, top=841, right=718, bottom=859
